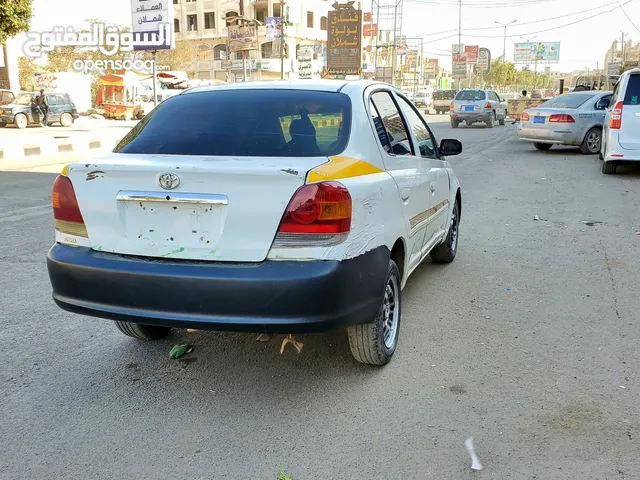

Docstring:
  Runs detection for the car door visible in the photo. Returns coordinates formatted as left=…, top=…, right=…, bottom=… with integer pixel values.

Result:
left=493, top=91, right=507, bottom=118
left=395, top=94, right=450, bottom=252
left=46, top=94, right=62, bottom=123
left=369, top=90, right=432, bottom=272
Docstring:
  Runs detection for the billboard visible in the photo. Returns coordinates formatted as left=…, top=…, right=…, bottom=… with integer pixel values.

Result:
left=452, top=54, right=467, bottom=79
left=423, top=61, right=437, bottom=79
left=464, top=45, right=479, bottom=64
left=229, top=25, right=258, bottom=52
left=476, top=47, right=491, bottom=75
left=297, top=44, right=313, bottom=79
left=363, top=23, right=378, bottom=37
left=327, top=6, right=362, bottom=76
left=131, top=0, right=174, bottom=51
left=513, top=42, right=560, bottom=63
left=452, top=43, right=464, bottom=55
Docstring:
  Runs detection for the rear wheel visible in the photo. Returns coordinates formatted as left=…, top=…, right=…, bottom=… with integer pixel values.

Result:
left=602, top=161, right=618, bottom=175
left=348, top=259, right=401, bottom=366
left=486, top=112, right=495, bottom=128
left=14, top=113, right=27, bottom=129
left=580, top=127, right=601, bottom=155
left=0, top=122, right=6, bottom=128
left=115, top=321, right=172, bottom=340
left=533, top=142, right=552, bottom=151
left=60, top=112, right=73, bottom=127
left=431, top=198, right=460, bottom=264
left=451, top=119, right=459, bottom=128
left=499, top=114, right=506, bottom=126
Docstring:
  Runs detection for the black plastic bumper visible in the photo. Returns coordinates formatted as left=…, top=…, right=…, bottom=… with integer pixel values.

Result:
left=47, top=244, right=390, bottom=334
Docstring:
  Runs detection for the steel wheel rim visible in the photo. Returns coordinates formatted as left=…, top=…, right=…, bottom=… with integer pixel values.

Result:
left=382, top=275, right=400, bottom=349
left=450, top=204, right=459, bottom=251
left=588, top=131, right=601, bottom=152
left=16, top=115, right=26, bottom=128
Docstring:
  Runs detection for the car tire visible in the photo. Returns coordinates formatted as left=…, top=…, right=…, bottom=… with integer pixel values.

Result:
left=14, top=113, right=28, bottom=129
left=0, top=122, right=6, bottom=128
left=499, top=115, right=506, bottom=126
left=486, top=112, right=495, bottom=128
left=602, top=161, right=618, bottom=175
left=348, top=259, right=402, bottom=366
left=60, top=112, right=73, bottom=127
left=580, top=127, right=602, bottom=155
left=115, top=321, right=172, bottom=340
left=451, top=119, right=459, bottom=128
left=533, top=142, right=552, bottom=151
left=430, top=198, right=460, bottom=264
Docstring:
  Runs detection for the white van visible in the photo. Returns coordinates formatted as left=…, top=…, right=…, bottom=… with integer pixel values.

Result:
left=414, top=90, right=433, bottom=109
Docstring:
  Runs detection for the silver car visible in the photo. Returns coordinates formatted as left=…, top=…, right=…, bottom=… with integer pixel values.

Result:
left=450, top=89, right=507, bottom=128
left=601, top=68, right=640, bottom=174
left=517, top=91, right=613, bottom=153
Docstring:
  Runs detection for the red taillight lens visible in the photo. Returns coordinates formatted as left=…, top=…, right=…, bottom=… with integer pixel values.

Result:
left=52, top=174, right=88, bottom=237
left=522, top=113, right=530, bottom=121
left=273, top=182, right=352, bottom=247
left=450, top=103, right=453, bottom=110
left=548, top=114, right=575, bottom=123
left=609, top=101, right=623, bottom=129
left=485, top=102, right=492, bottom=109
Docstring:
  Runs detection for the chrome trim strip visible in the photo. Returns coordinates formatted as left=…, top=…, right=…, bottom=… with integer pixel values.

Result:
left=116, top=191, right=229, bottom=205
left=409, top=199, right=449, bottom=229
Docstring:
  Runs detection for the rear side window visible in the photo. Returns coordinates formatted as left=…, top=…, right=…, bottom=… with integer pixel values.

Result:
left=370, top=91, right=413, bottom=156
left=114, top=89, right=351, bottom=157
left=455, top=90, right=486, bottom=101
left=624, top=75, right=640, bottom=105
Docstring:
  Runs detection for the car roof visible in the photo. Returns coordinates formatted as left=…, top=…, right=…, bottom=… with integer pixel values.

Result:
left=180, top=80, right=394, bottom=96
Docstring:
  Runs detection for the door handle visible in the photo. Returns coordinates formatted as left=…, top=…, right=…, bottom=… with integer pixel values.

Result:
left=400, top=188, right=411, bottom=201
left=430, top=182, right=436, bottom=193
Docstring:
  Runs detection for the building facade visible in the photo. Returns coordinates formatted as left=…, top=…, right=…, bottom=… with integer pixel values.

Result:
left=173, top=0, right=331, bottom=81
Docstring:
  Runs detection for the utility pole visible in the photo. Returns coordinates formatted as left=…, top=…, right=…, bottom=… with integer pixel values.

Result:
left=280, top=0, right=286, bottom=79
left=621, top=31, right=627, bottom=67
left=457, top=0, right=461, bottom=90
left=239, top=0, right=247, bottom=82
left=495, top=20, right=516, bottom=60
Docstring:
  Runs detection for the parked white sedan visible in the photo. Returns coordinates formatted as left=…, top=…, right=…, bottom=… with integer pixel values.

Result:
left=47, top=80, right=463, bottom=365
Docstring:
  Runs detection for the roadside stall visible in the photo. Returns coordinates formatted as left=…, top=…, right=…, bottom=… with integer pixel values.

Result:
left=95, top=71, right=144, bottom=120
left=507, top=98, right=548, bottom=122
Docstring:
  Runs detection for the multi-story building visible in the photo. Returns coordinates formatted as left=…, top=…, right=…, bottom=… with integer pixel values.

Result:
left=173, top=0, right=332, bottom=81
left=604, top=38, right=640, bottom=74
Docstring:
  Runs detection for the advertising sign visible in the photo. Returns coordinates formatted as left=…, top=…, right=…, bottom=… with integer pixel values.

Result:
left=513, top=42, right=560, bottom=63
left=131, top=0, right=174, bottom=51
left=363, top=23, right=378, bottom=37
left=476, top=47, right=491, bottom=74
left=423, top=61, right=437, bottom=79
left=428, top=58, right=439, bottom=70
left=327, top=6, right=362, bottom=76
left=266, top=17, right=282, bottom=41
left=464, top=45, right=479, bottom=64
left=229, top=26, right=258, bottom=52
left=608, top=63, right=621, bottom=75
left=452, top=43, right=464, bottom=55
left=297, top=44, right=313, bottom=79
left=452, top=54, right=467, bottom=79
left=364, top=12, right=372, bottom=22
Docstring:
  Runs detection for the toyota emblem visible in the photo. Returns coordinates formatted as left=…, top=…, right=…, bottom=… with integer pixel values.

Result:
left=158, top=172, right=180, bottom=190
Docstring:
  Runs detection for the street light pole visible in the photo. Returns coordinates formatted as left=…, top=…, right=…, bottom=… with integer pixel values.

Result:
left=495, top=20, right=516, bottom=61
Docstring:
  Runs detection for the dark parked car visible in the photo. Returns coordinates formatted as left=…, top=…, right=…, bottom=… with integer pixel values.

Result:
left=0, top=92, right=79, bottom=129
left=0, top=89, right=16, bottom=106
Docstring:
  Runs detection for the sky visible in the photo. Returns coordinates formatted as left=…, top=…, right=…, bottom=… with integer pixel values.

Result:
left=28, top=0, right=640, bottom=72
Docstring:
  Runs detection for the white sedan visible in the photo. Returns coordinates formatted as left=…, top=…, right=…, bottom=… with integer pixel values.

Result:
left=47, top=80, right=463, bottom=366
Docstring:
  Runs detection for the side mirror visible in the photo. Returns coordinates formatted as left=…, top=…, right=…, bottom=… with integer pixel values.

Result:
left=596, top=98, right=610, bottom=110
left=440, top=139, right=462, bottom=156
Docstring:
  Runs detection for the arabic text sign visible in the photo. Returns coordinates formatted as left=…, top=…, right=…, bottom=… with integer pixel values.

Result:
left=423, top=62, right=437, bottom=79
left=452, top=44, right=464, bottom=55
left=22, top=23, right=173, bottom=58
left=513, top=42, right=560, bottom=63
left=464, top=45, right=478, bottom=64
left=477, top=47, right=491, bottom=74
left=452, top=54, right=467, bottom=79
left=327, top=8, right=362, bottom=76
left=229, top=26, right=258, bottom=52
left=297, top=44, right=313, bottom=79
left=131, top=0, right=174, bottom=51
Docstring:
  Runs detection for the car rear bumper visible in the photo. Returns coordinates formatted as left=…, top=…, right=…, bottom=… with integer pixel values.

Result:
left=516, top=125, right=581, bottom=145
left=47, top=244, right=390, bottom=334
left=451, top=111, right=492, bottom=122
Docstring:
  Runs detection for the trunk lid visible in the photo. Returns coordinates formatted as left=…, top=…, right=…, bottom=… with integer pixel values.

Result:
left=69, top=153, right=324, bottom=262
left=522, top=107, right=576, bottom=127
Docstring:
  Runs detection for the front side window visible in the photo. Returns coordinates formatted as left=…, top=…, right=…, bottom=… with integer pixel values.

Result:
left=370, top=91, right=413, bottom=156
left=114, top=90, right=351, bottom=157
left=397, top=96, right=437, bottom=159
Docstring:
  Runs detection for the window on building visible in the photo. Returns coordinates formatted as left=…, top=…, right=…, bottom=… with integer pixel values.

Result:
left=214, top=44, right=227, bottom=60
left=204, top=12, right=215, bottom=29
left=173, top=0, right=178, bottom=4
left=174, top=19, right=180, bottom=33
left=186, top=0, right=196, bottom=2
left=307, top=11, right=314, bottom=28
left=273, top=4, right=281, bottom=17
left=187, top=14, right=198, bottom=31
left=320, top=16, right=327, bottom=30
left=225, top=11, right=239, bottom=26
left=255, top=9, right=266, bottom=23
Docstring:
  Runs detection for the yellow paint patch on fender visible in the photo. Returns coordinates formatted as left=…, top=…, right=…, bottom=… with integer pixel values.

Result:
left=307, top=156, right=383, bottom=183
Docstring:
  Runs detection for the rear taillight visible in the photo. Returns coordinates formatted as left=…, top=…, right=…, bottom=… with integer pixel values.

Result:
left=485, top=102, right=492, bottom=109
left=609, top=101, right=623, bottom=129
left=548, top=114, right=575, bottom=123
left=522, top=113, right=529, bottom=121
left=450, top=103, right=453, bottom=110
left=272, top=181, right=352, bottom=247
left=52, top=174, right=88, bottom=238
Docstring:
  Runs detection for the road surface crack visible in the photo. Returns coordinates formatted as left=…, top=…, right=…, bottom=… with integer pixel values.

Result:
left=601, top=241, right=621, bottom=320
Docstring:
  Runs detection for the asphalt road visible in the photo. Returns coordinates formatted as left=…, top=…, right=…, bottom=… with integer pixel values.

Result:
left=1, top=116, right=639, bottom=479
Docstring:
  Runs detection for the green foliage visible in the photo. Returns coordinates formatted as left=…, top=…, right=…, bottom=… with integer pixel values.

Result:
left=277, top=470, right=292, bottom=480
left=143, top=40, right=193, bottom=71
left=0, top=0, right=33, bottom=44
left=483, top=59, right=556, bottom=91
left=18, top=56, right=39, bottom=91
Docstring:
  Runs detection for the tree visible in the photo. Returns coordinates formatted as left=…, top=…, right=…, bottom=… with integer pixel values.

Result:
left=0, top=0, right=33, bottom=44
left=18, top=56, right=40, bottom=90
left=143, top=40, right=194, bottom=71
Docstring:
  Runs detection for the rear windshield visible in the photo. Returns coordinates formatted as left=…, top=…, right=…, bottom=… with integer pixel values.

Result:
left=114, top=89, right=351, bottom=157
left=624, top=75, right=639, bottom=106
left=455, top=90, right=486, bottom=101
left=434, top=90, right=456, bottom=100
left=539, top=93, right=594, bottom=109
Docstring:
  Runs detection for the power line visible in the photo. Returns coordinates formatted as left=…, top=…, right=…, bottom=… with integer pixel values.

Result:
left=619, top=3, right=640, bottom=34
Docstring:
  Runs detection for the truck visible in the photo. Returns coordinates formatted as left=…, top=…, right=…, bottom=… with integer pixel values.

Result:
left=432, top=89, right=457, bottom=114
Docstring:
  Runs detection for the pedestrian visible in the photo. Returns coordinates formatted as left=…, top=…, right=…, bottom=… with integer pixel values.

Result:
left=518, top=89, right=528, bottom=99
left=33, top=89, right=49, bottom=127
